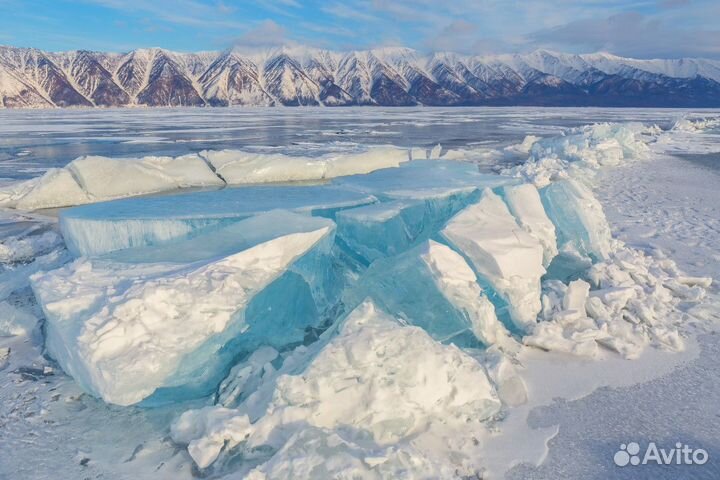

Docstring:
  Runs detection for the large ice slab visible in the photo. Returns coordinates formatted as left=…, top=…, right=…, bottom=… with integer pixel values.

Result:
left=338, top=160, right=518, bottom=200
left=346, top=240, right=512, bottom=347
left=59, top=185, right=375, bottom=257
left=441, top=189, right=545, bottom=331
left=0, top=168, right=91, bottom=211
left=203, top=147, right=410, bottom=184
left=0, top=154, right=224, bottom=210
left=31, top=213, right=338, bottom=406
left=0, top=148, right=414, bottom=211
left=336, top=189, right=479, bottom=265
left=539, top=178, right=613, bottom=265
left=68, top=154, right=225, bottom=199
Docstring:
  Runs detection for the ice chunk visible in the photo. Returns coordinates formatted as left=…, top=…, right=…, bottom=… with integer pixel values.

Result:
left=170, top=407, right=252, bottom=469
left=216, top=346, right=279, bottom=407
left=483, top=346, right=527, bottom=406
left=336, top=189, right=479, bottom=264
left=540, top=178, right=613, bottom=265
left=68, top=154, right=224, bottom=199
left=563, top=279, right=590, bottom=313
left=172, top=300, right=501, bottom=471
left=441, top=189, right=545, bottom=331
left=59, top=185, right=375, bottom=257
left=32, top=216, right=337, bottom=406
left=0, top=168, right=90, bottom=210
left=503, top=123, right=652, bottom=187
left=345, top=241, right=512, bottom=347
left=0, top=154, right=224, bottom=211
left=203, top=147, right=409, bottom=185
left=529, top=123, right=650, bottom=168
left=671, top=116, right=720, bottom=132
left=500, top=183, right=557, bottom=267
left=339, top=160, right=518, bottom=200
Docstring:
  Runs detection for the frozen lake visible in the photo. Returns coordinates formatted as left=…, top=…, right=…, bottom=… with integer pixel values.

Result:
left=0, top=107, right=719, bottom=480
left=0, top=107, right=712, bottom=179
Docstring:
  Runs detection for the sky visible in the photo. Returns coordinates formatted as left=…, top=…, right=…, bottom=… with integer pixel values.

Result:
left=1, top=0, right=719, bottom=58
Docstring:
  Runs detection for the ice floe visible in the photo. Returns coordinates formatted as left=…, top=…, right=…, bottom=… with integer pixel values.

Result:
left=0, top=147, right=412, bottom=211
left=31, top=212, right=338, bottom=405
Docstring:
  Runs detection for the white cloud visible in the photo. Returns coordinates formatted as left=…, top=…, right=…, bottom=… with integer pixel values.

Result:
left=230, top=19, right=287, bottom=48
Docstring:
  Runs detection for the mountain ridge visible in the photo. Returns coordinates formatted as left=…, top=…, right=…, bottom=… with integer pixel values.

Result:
left=1, top=45, right=719, bottom=108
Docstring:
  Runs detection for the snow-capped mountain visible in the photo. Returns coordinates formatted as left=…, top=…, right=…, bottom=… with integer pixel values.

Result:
left=1, top=45, right=719, bottom=108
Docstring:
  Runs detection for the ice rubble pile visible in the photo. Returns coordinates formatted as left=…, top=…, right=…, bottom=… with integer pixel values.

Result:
left=504, top=123, right=653, bottom=187
left=671, top=116, right=720, bottom=133
left=0, top=147, right=411, bottom=210
left=17, top=122, right=714, bottom=476
left=171, top=301, right=503, bottom=477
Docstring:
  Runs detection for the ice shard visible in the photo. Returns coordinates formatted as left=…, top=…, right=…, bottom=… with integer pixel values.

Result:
left=345, top=240, right=511, bottom=347
left=441, top=189, right=545, bottom=331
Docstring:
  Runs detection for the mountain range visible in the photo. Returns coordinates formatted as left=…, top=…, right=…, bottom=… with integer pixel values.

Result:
left=1, top=45, right=720, bottom=108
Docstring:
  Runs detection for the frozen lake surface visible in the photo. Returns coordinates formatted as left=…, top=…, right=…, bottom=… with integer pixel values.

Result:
left=0, top=107, right=709, bottom=179
left=0, top=107, right=719, bottom=479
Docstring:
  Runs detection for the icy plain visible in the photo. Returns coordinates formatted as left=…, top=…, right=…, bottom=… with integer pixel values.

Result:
left=0, top=107, right=719, bottom=479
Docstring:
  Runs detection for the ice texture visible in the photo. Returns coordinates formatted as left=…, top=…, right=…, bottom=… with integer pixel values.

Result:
left=0, top=147, right=411, bottom=211
left=0, top=230, right=62, bottom=263
left=540, top=178, right=613, bottom=265
left=505, top=123, right=652, bottom=187
left=441, top=189, right=546, bottom=331
left=31, top=213, right=338, bottom=406
left=0, top=301, right=38, bottom=337
left=0, top=168, right=91, bottom=210
left=339, top=160, right=518, bottom=200
left=171, top=300, right=501, bottom=474
left=68, top=154, right=224, bottom=199
left=336, top=189, right=479, bottom=264
left=671, top=116, right=720, bottom=132
left=500, top=183, right=557, bottom=267
left=525, top=245, right=711, bottom=359
left=530, top=123, right=650, bottom=168
left=203, top=147, right=410, bottom=184
left=346, top=240, right=512, bottom=347
left=59, top=185, right=375, bottom=257
left=0, top=154, right=223, bottom=210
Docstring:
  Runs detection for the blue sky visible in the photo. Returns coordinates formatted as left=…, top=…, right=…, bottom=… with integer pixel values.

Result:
left=1, top=0, right=719, bottom=58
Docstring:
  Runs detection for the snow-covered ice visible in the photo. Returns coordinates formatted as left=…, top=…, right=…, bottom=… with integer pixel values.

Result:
left=31, top=212, right=338, bottom=405
left=171, top=300, right=502, bottom=477
left=203, top=146, right=410, bottom=184
left=441, top=188, right=547, bottom=331
left=0, top=147, right=414, bottom=211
